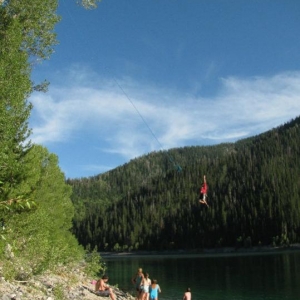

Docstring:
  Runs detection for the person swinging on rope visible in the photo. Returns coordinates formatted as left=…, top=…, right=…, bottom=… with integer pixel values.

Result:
left=199, top=175, right=209, bottom=207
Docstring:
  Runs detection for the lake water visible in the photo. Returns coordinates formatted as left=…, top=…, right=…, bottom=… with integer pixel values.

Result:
left=102, top=250, right=300, bottom=300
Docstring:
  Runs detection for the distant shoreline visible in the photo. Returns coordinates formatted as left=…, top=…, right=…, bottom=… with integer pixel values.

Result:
left=100, top=244, right=300, bottom=258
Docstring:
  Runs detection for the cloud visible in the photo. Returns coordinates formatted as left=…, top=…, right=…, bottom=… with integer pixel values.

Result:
left=29, top=67, right=300, bottom=163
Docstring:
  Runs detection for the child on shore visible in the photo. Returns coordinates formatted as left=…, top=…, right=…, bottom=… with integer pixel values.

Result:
left=141, top=272, right=151, bottom=300
left=149, top=279, right=161, bottom=300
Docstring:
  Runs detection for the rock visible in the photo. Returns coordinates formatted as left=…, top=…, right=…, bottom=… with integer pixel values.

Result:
left=0, top=265, right=135, bottom=300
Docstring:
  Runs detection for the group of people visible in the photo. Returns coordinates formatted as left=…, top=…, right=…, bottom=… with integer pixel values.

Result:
left=94, top=270, right=191, bottom=300
left=132, top=268, right=191, bottom=300
left=93, top=268, right=162, bottom=300
left=92, top=176, right=207, bottom=300
left=132, top=268, right=161, bottom=300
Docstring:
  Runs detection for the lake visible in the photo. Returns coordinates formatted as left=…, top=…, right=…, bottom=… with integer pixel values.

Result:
left=102, top=250, right=300, bottom=300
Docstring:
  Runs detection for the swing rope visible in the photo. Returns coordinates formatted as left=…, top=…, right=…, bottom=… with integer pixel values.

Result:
left=62, top=1, right=182, bottom=172
left=112, top=77, right=182, bottom=172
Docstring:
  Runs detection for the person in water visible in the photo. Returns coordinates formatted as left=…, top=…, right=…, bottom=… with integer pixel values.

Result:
left=132, top=267, right=144, bottom=300
left=149, top=279, right=161, bottom=300
left=199, top=175, right=209, bottom=207
left=141, top=272, right=151, bottom=300
left=183, top=287, right=191, bottom=300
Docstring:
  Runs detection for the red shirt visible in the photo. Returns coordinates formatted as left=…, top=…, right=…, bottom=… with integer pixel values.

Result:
left=200, top=182, right=208, bottom=194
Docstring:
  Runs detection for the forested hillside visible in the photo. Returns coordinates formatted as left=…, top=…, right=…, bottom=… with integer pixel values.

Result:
left=69, top=116, right=300, bottom=251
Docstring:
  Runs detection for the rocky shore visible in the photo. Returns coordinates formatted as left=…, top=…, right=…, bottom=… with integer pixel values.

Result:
left=2, top=245, right=299, bottom=299
left=0, top=265, right=134, bottom=300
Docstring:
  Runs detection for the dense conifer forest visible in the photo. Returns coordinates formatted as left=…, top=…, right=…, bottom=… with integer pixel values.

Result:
left=68, top=116, right=300, bottom=251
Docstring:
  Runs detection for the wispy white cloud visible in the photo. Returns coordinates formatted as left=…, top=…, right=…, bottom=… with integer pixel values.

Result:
left=30, top=67, right=300, bottom=166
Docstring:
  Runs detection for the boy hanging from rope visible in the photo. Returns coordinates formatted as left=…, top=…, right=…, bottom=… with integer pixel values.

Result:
left=199, top=175, right=209, bottom=207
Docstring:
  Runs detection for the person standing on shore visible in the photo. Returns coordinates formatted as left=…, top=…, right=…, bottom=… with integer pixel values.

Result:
left=183, top=287, right=191, bottom=300
left=141, top=272, right=151, bottom=300
left=132, top=267, right=144, bottom=300
left=149, top=279, right=161, bottom=300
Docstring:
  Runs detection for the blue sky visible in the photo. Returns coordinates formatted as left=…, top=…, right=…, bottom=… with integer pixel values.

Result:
left=30, top=0, right=300, bottom=179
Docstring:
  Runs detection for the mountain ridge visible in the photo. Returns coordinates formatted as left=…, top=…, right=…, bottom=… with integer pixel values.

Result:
left=68, top=116, right=300, bottom=251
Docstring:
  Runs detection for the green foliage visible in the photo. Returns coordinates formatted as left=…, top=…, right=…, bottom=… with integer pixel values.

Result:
left=53, top=283, right=65, bottom=300
left=69, top=117, right=300, bottom=251
left=1, top=0, right=60, bottom=60
left=84, top=246, right=106, bottom=277
left=0, top=146, right=85, bottom=277
left=0, top=1, right=85, bottom=264
left=0, top=0, right=107, bottom=282
left=0, top=14, right=32, bottom=199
